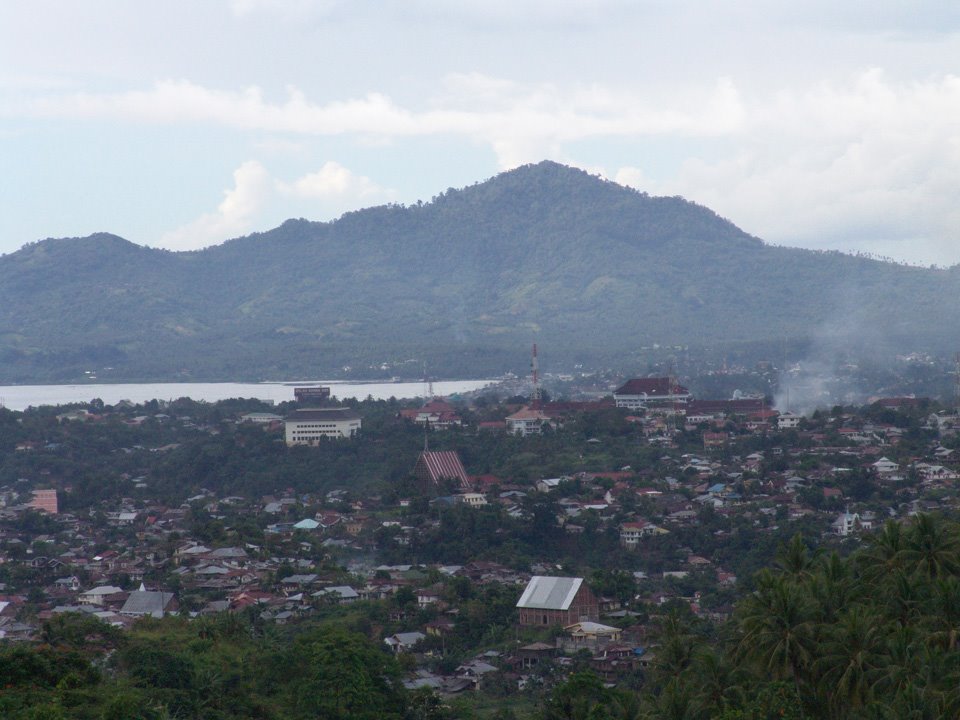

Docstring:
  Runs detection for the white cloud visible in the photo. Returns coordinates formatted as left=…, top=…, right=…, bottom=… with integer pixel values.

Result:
left=229, top=0, right=342, bottom=19
left=156, top=160, right=393, bottom=251
left=15, top=69, right=960, bottom=263
left=624, top=69, right=960, bottom=265
left=158, top=160, right=272, bottom=251
left=19, top=75, right=744, bottom=169
left=280, top=160, right=390, bottom=201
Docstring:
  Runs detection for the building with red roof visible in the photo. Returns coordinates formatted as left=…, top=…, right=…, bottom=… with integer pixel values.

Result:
left=414, top=450, right=471, bottom=492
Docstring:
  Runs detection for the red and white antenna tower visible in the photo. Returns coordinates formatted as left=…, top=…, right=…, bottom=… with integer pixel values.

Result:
left=423, top=361, right=434, bottom=400
left=531, top=343, right=541, bottom=405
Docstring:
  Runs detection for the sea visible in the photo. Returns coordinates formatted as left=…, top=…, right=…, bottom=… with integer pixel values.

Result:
left=0, top=379, right=495, bottom=411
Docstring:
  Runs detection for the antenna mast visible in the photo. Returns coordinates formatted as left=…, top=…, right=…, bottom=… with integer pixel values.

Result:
left=531, top=343, right=541, bottom=406
left=955, top=352, right=960, bottom=408
left=423, top=361, right=434, bottom=400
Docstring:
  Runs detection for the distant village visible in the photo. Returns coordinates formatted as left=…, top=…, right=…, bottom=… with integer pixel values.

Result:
left=1, top=370, right=958, bottom=699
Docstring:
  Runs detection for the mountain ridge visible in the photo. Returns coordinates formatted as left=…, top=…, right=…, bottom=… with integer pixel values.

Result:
left=0, top=161, right=956, bottom=383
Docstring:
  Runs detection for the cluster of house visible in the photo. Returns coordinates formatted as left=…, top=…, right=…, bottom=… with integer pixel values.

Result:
left=397, top=573, right=658, bottom=693
left=5, top=381, right=960, bottom=697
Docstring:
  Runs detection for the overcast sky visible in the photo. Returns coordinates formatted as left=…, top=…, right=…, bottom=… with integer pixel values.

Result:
left=3, top=1, right=960, bottom=265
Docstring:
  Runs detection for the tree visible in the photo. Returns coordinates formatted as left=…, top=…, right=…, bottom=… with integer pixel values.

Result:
left=814, top=606, right=886, bottom=716
left=901, top=513, right=960, bottom=580
left=287, top=626, right=406, bottom=720
left=735, top=573, right=815, bottom=710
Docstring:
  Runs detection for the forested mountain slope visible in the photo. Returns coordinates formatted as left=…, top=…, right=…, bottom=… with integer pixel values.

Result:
left=0, top=161, right=956, bottom=381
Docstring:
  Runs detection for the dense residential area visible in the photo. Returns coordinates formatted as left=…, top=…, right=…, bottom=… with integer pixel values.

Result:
left=4, top=373, right=960, bottom=718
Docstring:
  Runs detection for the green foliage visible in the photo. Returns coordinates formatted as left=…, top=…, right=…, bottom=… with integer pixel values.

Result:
left=0, top=617, right=410, bottom=720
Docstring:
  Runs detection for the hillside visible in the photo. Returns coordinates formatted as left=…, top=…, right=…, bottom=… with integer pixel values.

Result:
left=0, top=161, right=957, bottom=382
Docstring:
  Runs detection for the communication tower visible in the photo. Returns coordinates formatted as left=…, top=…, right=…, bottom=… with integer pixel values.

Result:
left=422, top=362, right=434, bottom=400
left=955, top=352, right=960, bottom=407
left=530, top=343, right=541, bottom=406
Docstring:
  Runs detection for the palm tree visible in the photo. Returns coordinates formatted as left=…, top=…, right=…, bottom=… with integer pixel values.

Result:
left=900, top=513, right=960, bottom=580
left=689, top=647, right=745, bottom=715
left=648, top=677, right=703, bottom=720
left=810, top=551, right=856, bottom=625
left=857, top=519, right=906, bottom=588
left=870, top=624, right=922, bottom=701
left=735, top=574, right=815, bottom=714
left=814, top=606, right=887, bottom=717
left=867, top=681, right=943, bottom=720
left=653, top=611, right=702, bottom=682
left=881, top=570, right=926, bottom=627
left=774, top=533, right=822, bottom=580
left=922, top=576, right=960, bottom=651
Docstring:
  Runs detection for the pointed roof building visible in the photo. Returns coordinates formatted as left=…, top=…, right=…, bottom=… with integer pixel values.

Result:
left=414, top=450, right=470, bottom=492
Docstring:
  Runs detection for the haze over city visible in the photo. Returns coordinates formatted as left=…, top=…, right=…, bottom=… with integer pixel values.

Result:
left=3, top=1, right=960, bottom=264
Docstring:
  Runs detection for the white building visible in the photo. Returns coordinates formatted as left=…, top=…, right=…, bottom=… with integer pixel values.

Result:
left=505, top=406, right=552, bottom=436
left=457, top=493, right=488, bottom=507
left=872, top=457, right=899, bottom=475
left=79, top=585, right=124, bottom=606
left=240, top=412, right=283, bottom=424
left=777, top=412, right=801, bottom=429
left=285, top=408, right=362, bottom=445
left=619, top=521, right=666, bottom=547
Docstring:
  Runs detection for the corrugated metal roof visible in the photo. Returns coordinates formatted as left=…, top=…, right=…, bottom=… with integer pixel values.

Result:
left=418, top=451, right=470, bottom=489
left=119, top=590, right=175, bottom=617
left=516, top=576, right=583, bottom=610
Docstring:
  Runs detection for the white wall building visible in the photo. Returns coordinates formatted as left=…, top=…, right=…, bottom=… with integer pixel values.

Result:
left=285, top=408, right=362, bottom=445
left=505, top=406, right=552, bottom=436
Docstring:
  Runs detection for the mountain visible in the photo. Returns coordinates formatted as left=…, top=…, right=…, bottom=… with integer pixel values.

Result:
left=1, top=161, right=958, bottom=383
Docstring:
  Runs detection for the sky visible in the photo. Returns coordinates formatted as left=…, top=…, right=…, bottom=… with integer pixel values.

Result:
left=3, top=1, right=960, bottom=265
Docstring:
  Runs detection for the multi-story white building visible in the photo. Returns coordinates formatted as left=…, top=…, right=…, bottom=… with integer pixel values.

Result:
left=619, top=520, right=666, bottom=547
left=505, top=406, right=553, bottom=436
left=777, top=412, right=802, bottom=429
left=285, top=408, right=362, bottom=445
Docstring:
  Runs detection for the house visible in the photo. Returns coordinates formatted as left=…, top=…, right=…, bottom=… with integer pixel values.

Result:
left=284, top=408, right=362, bottom=445
left=313, top=586, right=359, bottom=604
left=536, top=477, right=564, bottom=493
left=561, top=621, right=623, bottom=650
left=777, top=412, right=801, bottom=430
left=384, top=631, right=426, bottom=653
left=619, top=521, right=666, bottom=548
left=516, top=576, right=599, bottom=626
left=416, top=584, right=444, bottom=608
left=79, top=585, right=124, bottom=606
left=872, top=457, right=900, bottom=476
left=119, top=588, right=178, bottom=617
left=505, top=406, right=553, bottom=436
left=614, top=378, right=691, bottom=411
left=457, top=493, right=488, bottom=507
left=703, top=432, right=728, bottom=448
left=833, top=510, right=874, bottom=537
left=399, top=399, right=462, bottom=429
left=413, top=450, right=471, bottom=492
left=29, top=489, right=59, bottom=515
left=53, top=576, right=81, bottom=592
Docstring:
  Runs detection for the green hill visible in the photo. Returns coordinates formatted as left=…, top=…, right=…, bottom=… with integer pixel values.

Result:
left=0, top=161, right=956, bottom=382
